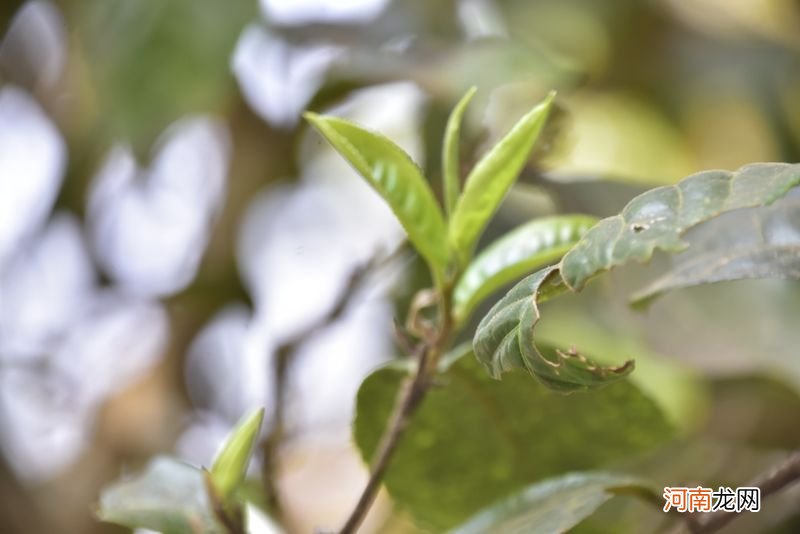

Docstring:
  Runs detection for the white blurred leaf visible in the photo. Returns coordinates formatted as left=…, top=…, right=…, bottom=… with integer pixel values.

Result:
left=0, top=86, right=65, bottom=266
left=88, top=117, right=229, bottom=297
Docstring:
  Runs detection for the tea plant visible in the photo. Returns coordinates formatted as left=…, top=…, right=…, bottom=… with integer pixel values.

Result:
left=98, top=89, right=800, bottom=534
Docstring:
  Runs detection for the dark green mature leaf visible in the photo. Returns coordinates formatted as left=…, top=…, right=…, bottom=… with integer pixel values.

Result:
left=451, top=472, right=647, bottom=534
left=210, top=408, right=264, bottom=500
left=98, top=457, right=221, bottom=534
left=453, top=214, right=597, bottom=323
left=474, top=266, right=634, bottom=391
left=475, top=162, right=800, bottom=391
left=632, top=244, right=800, bottom=307
left=353, top=353, right=673, bottom=530
left=448, top=92, right=555, bottom=263
left=630, top=196, right=800, bottom=306
left=304, top=113, right=449, bottom=280
left=442, top=87, right=476, bottom=216
left=560, top=163, right=800, bottom=290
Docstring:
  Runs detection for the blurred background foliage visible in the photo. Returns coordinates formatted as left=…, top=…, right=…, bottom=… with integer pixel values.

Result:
left=1, top=0, right=799, bottom=532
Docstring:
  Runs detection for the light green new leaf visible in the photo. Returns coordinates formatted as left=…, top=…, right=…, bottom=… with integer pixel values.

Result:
left=474, top=162, right=800, bottom=391
left=453, top=214, right=597, bottom=323
left=442, top=86, right=477, bottom=216
left=449, top=92, right=555, bottom=263
left=98, top=456, right=222, bottom=534
left=451, top=472, right=648, bottom=534
left=354, top=352, right=673, bottom=530
left=305, top=113, right=449, bottom=280
left=210, top=407, right=264, bottom=500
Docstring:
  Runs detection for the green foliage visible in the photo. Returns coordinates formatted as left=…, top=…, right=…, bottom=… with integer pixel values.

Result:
left=442, top=86, right=476, bottom=216
left=451, top=472, right=649, bottom=534
left=73, top=0, right=253, bottom=149
left=97, top=83, right=800, bottom=532
left=305, top=113, right=450, bottom=282
left=97, top=457, right=222, bottom=534
left=210, top=408, right=265, bottom=501
left=559, top=163, right=800, bottom=291
left=453, top=214, right=597, bottom=323
left=630, top=196, right=800, bottom=307
left=448, top=92, right=555, bottom=263
left=353, top=353, right=673, bottom=530
left=474, top=266, right=635, bottom=391
left=475, top=162, right=800, bottom=391
left=98, top=409, right=264, bottom=533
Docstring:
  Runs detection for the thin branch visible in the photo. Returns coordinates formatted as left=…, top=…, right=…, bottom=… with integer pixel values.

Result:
left=260, top=244, right=408, bottom=522
left=338, top=344, right=431, bottom=534
left=338, top=280, right=455, bottom=534
left=685, top=450, right=800, bottom=534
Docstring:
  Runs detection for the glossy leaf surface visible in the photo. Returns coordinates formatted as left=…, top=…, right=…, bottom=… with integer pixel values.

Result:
left=453, top=214, right=596, bottom=322
left=448, top=92, right=555, bottom=262
left=305, top=113, right=449, bottom=278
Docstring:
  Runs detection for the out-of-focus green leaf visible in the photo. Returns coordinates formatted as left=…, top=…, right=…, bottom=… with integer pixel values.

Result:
left=353, top=352, right=673, bottom=530
left=448, top=92, right=555, bottom=263
left=97, top=456, right=221, bottom=534
left=543, top=93, right=693, bottom=186
left=453, top=214, right=597, bottom=323
left=73, top=0, right=253, bottom=150
left=451, top=472, right=647, bottom=534
left=705, top=375, right=800, bottom=449
left=632, top=244, right=800, bottom=307
left=534, top=305, right=708, bottom=432
left=304, top=113, right=449, bottom=280
left=442, top=86, right=476, bottom=216
left=210, top=408, right=264, bottom=500
left=474, top=162, right=800, bottom=391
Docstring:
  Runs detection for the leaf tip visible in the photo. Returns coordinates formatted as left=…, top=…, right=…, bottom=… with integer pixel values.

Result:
left=302, top=111, right=323, bottom=126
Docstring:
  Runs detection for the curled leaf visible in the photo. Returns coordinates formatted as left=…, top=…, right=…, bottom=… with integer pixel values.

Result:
left=474, top=162, right=800, bottom=391
left=474, top=266, right=633, bottom=392
left=453, top=214, right=597, bottom=323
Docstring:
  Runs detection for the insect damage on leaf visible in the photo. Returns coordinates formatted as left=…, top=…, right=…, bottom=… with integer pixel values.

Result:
left=474, top=162, right=800, bottom=392
left=474, top=265, right=634, bottom=393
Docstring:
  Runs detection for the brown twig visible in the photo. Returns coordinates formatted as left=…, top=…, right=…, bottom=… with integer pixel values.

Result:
left=337, top=344, right=432, bottom=534
left=337, top=280, right=454, bottom=534
left=683, top=450, right=800, bottom=534
left=260, top=244, right=408, bottom=523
